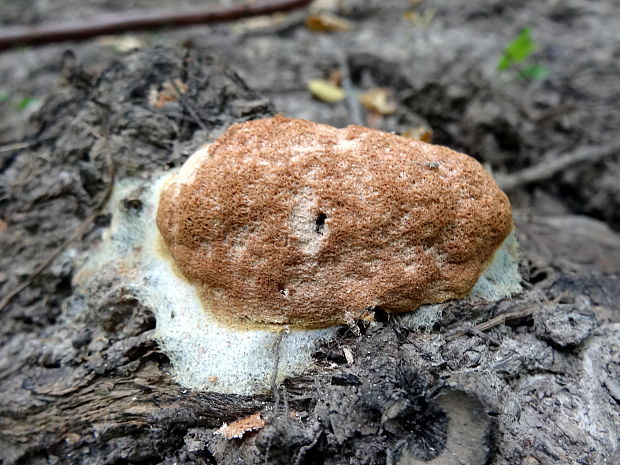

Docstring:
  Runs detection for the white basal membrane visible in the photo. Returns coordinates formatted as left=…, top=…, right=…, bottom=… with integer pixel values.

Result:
left=75, top=175, right=521, bottom=395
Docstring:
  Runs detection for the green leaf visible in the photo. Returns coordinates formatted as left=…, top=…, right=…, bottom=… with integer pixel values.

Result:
left=498, top=55, right=512, bottom=71
left=522, top=64, right=548, bottom=80
left=16, top=96, right=37, bottom=110
left=498, top=28, right=537, bottom=70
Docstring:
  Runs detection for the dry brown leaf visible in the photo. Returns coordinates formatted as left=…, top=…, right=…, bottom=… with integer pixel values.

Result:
left=307, top=79, right=346, bottom=103
left=306, top=12, right=353, bottom=32
left=359, top=88, right=397, bottom=115
left=402, top=126, right=433, bottom=143
left=328, top=69, right=343, bottom=87
left=148, top=79, right=189, bottom=108
left=217, top=413, right=265, bottom=440
left=0, top=218, right=7, bottom=232
left=403, top=11, right=418, bottom=22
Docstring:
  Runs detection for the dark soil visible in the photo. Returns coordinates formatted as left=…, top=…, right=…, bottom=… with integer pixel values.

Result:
left=0, top=1, right=619, bottom=464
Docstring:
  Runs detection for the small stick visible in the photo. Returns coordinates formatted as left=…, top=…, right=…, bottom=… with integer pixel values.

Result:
left=170, top=79, right=208, bottom=132
left=496, top=141, right=620, bottom=191
left=0, top=211, right=97, bottom=312
left=0, top=148, right=115, bottom=313
left=270, top=330, right=285, bottom=402
left=0, top=141, right=32, bottom=154
left=0, top=137, right=53, bottom=154
left=293, top=428, right=323, bottom=465
left=0, top=0, right=313, bottom=52
left=446, top=292, right=567, bottom=341
left=336, top=51, right=363, bottom=126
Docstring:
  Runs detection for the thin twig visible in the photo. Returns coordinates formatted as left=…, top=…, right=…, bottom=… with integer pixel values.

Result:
left=293, top=428, right=323, bottom=465
left=0, top=137, right=53, bottom=154
left=0, top=213, right=95, bottom=312
left=0, top=141, right=31, bottom=154
left=170, top=79, right=208, bottom=131
left=446, top=292, right=567, bottom=341
left=0, top=0, right=313, bottom=52
left=270, top=330, right=285, bottom=402
left=336, top=51, right=363, bottom=126
left=0, top=145, right=115, bottom=313
left=496, top=140, right=620, bottom=191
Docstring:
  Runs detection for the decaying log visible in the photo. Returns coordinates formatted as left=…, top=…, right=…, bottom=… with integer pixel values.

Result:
left=0, top=47, right=618, bottom=465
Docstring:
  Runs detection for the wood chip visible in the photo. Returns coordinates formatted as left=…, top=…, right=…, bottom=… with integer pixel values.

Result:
left=343, top=347, right=354, bottom=366
left=64, top=433, right=81, bottom=444
left=217, top=413, right=265, bottom=440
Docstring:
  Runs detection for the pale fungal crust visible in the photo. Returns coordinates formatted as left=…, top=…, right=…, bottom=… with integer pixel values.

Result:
left=74, top=117, right=521, bottom=395
left=157, top=116, right=514, bottom=329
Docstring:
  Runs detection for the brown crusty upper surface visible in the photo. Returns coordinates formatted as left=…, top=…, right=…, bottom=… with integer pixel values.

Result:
left=156, top=116, right=513, bottom=328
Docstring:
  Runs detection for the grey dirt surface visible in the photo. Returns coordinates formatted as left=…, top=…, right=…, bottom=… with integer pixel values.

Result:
left=0, top=1, right=619, bottom=465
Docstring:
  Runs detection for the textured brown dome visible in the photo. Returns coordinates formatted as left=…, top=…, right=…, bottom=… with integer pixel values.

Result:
left=156, top=116, right=513, bottom=328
